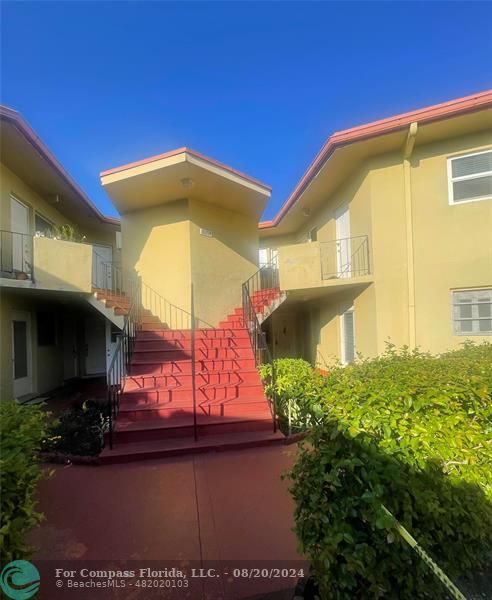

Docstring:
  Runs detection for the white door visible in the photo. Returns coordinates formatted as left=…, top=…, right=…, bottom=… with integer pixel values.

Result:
left=92, top=245, right=113, bottom=290
left=12, top=311, right=33, bottom=397
left=84, top=317, right=106, bottom=376
left=335, top=204, right=351, bottom=278
left=10, top=197, right=31, bottom=273
left=63, top=318, right=78, bottom=380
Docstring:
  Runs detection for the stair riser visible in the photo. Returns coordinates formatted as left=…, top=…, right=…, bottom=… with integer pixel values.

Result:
left=136, top=329, right=249, bottom=341
left=122, top=384, right=265, bottom=403
left=128, top=358, right=256, bottom=376
left=134, top=339, right=251, bottom=351
left=112, top=418, right=273, bottom=444
left=132, top=348, right=254, bottom=362
left=99, top=436, right=283, bottom=464
left=118, top=402, right=271, bottom=422
left=124, top=371, right=260, bottom=390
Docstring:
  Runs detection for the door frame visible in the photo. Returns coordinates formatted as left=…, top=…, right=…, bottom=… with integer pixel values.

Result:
left=11, top=310, right=33, bottom=398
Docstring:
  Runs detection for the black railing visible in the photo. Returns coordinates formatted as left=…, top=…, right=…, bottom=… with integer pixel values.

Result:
left=244, top=252, right=280, bottom=303
left=242, top=283, right=277, bottom=433
left=320, top=235, right=370, bottom=280
left=104, top=266, right=214, bottom=448
left=0, top=230, right=33, bottom=280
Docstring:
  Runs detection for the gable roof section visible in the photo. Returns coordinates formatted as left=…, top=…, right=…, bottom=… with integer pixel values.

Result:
left=260, top=89, right=492, bottom=230
left=100, top=147, right=272, bottom=193
left=0, top=104, right=119, bottom=226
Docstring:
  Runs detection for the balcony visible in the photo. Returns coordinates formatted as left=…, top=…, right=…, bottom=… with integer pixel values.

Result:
left=0, top=230, right=95, bottom=292
left=278, top=235, right=372, bottom=298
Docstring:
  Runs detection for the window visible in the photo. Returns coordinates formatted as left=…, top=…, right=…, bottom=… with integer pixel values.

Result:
left=341, top=307, right=355, bottom=364
left=452, top=289, right=492, bottom=335
left=35, top=213, right=54, bottom=237
left=259, top=248, right=278, bottom=268
left=447, top=150, right=492, bottom=205
left=37, top=312, right=56, bottom=346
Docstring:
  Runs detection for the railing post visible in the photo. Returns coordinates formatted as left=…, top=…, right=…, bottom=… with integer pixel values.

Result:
left=191, top=283, right=198, bottom=442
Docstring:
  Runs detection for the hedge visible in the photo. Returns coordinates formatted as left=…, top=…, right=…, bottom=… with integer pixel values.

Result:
left=264, top=343, right=492, bottom=598
left=0, top=401, right=49, bottom=562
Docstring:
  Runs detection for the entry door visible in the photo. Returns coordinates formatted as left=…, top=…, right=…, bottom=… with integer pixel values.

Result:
left=335, top=204, right=351, bottom=278
left=63, top=318, right=78, bottom=380
left=84, top=317, right=106, bottom=376
left=12, top=311, right=32, bottom=397
left=10, top=197, right=31, bottom=273
left=92, top=245, right=113, bottom=290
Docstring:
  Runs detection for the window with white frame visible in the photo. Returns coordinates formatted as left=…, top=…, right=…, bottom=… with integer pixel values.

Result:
left=452, top=289, right=492, bottom=335
left=447, top=150, right=492, bottom=205
left=341, top=307, right=356, bottom=364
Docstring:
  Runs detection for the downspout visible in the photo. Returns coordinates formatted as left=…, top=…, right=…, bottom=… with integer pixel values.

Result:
left=403, top=122, right=418, bottom=348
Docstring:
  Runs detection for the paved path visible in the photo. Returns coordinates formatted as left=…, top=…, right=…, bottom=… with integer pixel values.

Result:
left=29, top=445, right=306, bottom=599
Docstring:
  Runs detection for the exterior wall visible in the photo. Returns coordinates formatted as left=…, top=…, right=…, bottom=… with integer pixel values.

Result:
left=264, top=129, right=492, bottom=364
left=189, top=199, right=259, bottom=325
left=121, top=199, right=193, bottom=314
left=33, top=237, right=93, bottom=291
left=410, top=131, right=492, bottom=353
left=1, top=291, right=70, bottom=399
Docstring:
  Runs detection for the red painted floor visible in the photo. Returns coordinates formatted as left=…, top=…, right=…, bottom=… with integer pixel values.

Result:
left=28, top=445, right=307, bottom=600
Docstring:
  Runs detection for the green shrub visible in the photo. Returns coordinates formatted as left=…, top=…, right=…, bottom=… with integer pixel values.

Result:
left=0, top=401, right=49, bottom=562
left=260, top=358, right=325, bottom=434
left=285, top=343, right=492, bottom=598
left=43, top=400, right=106, bottom=457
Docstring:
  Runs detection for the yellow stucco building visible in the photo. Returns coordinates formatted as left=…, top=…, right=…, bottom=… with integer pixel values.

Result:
left=1, top=90, right=491, bottom=403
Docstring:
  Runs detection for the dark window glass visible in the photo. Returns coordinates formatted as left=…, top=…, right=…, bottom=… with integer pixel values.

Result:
left=37, top=312, right=56, bottom=346
left=13, top=320, right=28, bottom=378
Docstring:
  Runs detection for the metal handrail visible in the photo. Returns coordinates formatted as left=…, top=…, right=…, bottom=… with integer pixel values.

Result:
left=0, top=229, right=33, bottom=279
left=242, top=283, right=277, bottom=432
left=320, top=235, right=370, bottom=280
left=243, top=252, right=280, bottom=303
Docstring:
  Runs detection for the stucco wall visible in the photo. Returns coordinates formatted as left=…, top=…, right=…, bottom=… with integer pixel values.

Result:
left=189, top=199, right=259, bottom=325
left=410, top=131, right=492, bottom=353
left=121, top=199, right=193, bottom=315
left=33, top=237, right=93, bottom=292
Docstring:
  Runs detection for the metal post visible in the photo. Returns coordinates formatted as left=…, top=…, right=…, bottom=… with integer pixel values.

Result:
left=191, top=283, right=198, bottom=441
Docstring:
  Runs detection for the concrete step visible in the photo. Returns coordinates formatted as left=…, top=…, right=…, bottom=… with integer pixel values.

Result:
left=99, top=429, right=284, bottom=464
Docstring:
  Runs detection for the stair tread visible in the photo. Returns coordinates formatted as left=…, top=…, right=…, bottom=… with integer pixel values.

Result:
left=115, top=412, right=273, bottom=432
left=100, top=429, right=284, bottom=460
left=123, top=381, right=264, bottom=394
left=120, top=394, right=270, bottom=410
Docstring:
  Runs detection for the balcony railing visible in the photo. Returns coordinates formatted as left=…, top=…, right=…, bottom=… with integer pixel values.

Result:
left=0, top=230, right=33, bottom=280
left=320, top=235, right=370, bottom=280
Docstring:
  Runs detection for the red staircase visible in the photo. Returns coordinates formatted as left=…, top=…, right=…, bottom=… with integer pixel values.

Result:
left=99, top=291, right=283, bottom=464
left=92, top=288, right=167, bottom=329
left=219, top=288, right=283, bottom=329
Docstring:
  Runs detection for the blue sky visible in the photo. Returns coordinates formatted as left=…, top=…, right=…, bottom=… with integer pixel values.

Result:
left=1, top=1, right=491, bottom=220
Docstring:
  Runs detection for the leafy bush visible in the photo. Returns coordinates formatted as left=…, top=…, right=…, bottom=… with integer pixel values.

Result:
left=43, top=400, right=106, bottom=457
left=260, top=358, right=325, bottom=434
left=282, top=343, right=492, bottom=598
left=0, top=401, right=49, bottom=561
left=52, top=224, right=86, bottom=243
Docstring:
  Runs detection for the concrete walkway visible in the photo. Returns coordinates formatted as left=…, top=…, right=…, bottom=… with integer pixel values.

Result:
left=29, top=445, right=307, bottom=600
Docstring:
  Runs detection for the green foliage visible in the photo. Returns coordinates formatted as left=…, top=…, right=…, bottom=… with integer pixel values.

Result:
left=279, top=343, right=492, bottom=598
left=52, top=224, right=85, bottom=242
left=0, top=401, right=49, bottom=562
left=43, top=400, right=106, bottom=457
left=260, top=358, right=325, bottom=433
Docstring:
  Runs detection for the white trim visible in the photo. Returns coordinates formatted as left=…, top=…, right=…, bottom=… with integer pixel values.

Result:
left=451, top=288, right=492, bottom=336
left=11, top=311, right=33, bottom=397
left=340, top=306, right=355, bottom=365
left=447, top=148, right=492, bottom=206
